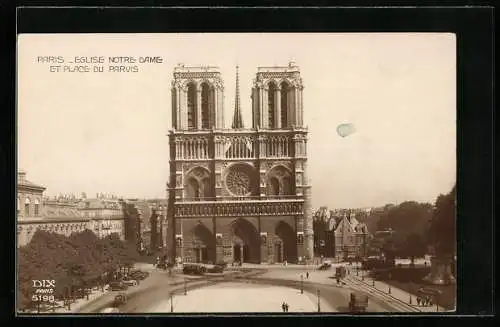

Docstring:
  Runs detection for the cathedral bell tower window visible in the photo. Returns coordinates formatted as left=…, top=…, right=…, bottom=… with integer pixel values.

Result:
left=201, top=82, right=211, bottom=129
left=187, top=82, right=197, bottom=130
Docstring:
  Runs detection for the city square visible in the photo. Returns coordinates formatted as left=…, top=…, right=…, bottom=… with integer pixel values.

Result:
left=17, top=33, right=456, bottom=314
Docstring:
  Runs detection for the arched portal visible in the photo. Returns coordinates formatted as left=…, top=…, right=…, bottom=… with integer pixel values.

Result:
left=191, top=222, right=215, bottom=263
left=275, top=221, right=297, bottom=263
left=230, top=218, right=260, bottom=264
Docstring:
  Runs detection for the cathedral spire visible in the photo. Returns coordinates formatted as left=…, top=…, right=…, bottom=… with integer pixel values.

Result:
left=232, top=65, right=244, bottom=129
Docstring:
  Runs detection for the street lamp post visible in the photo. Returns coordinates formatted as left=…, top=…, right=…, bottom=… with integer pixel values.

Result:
left=388, top=272, right=392, bottom=295
left=300, top=275, right=304, bottom=294
left=409, top=282, right=413, bottom=305
left=170, top=292, right=174, bottom=312
left=184, top=277, right=187, bottom=295
left=317, top=290, right=321, bottom=312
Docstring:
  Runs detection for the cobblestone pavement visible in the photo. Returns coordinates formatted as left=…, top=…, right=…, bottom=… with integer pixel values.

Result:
left=251, top=264, right=446, bottom=313
left=148, top=282, right=336, bottom=313
left=29, top=261, right=446, bottom=314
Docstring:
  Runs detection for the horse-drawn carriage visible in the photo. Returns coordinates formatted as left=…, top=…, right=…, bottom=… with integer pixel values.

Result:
left=348, top=292, right=368, bottom=312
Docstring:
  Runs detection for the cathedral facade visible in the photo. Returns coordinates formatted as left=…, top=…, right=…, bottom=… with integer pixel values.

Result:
left=166, top=62, right=313, bottom=264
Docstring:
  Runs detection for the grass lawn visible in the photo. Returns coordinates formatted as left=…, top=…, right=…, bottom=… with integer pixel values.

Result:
left=385, top=279, right=456, bottom=311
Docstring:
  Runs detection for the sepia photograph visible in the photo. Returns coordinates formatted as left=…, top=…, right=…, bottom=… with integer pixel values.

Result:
left=16, top=32, right=456, bottom=314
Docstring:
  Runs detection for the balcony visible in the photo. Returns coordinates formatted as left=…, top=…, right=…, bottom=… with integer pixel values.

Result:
left=176, top=195, right=302, bottom=203
left=173, top=195, right=304, bottom=218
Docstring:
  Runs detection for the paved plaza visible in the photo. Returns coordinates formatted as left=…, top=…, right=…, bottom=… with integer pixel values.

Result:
left=147, top=282, right=336, bottom=313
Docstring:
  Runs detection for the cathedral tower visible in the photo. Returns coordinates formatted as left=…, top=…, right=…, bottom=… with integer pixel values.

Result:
left=171, top=64, right=224, bottom=130
left=167, top=63, right=313, bottom=265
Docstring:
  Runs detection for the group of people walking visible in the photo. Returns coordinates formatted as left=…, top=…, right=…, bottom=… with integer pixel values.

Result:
left=416, top=296, right=433, bottom=307
left=281, top=302, right=290, bottom=312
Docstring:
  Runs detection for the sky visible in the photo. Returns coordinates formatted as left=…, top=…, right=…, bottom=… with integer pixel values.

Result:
left=17, top=33, right=456, bottom=208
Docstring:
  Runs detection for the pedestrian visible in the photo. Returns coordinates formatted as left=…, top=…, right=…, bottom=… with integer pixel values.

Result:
left=417, top=297, right=421, bottom=306
left=306, top=272, right=309, bottom=279
left=285, top=303, right=289, bottom=312
left=282, top=302, right=286, bottom=312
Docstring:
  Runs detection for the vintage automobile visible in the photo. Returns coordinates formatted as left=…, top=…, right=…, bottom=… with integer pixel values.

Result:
left=318, top=262, right=332, bottom=270
left=348, top=292, right=369, bottom=312
left=183, top=264, right=206, bottom=275
left=130, top=270, right=149, bottom=280
left=121, top=277, right=138, bottom=286
left=207, top=264, right=225, bottom=273
left=112, top=293, right=128, bottom=307
left=108, top=281, right=128, bottom=291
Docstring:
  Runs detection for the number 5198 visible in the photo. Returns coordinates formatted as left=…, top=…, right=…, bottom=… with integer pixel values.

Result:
left=32, top=295, right=55, bottom=302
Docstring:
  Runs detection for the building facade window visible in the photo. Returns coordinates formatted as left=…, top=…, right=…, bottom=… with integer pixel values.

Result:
left=34, top=198, right=40, bottom=216
left=24, top=198, right=31, bottom=216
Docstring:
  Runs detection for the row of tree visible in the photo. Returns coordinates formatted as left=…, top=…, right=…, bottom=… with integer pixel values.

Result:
left=18, top=229, right=139, bottom=310
left=373, top=185, right=456, bottom=265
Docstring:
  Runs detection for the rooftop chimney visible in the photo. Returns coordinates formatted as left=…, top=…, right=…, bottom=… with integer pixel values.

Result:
left=18, top=171, right=26, bottom=182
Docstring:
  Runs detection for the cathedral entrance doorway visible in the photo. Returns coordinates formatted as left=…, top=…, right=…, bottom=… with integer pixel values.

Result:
left=274, top=242, right=283, bottom=263
left=275, top=221, right=298, bottom=263
left=232, top=243, right=250, bottom=262
left=190, top=222, right=216, bottom=264
left=230, top=218, right=260, bottom=264
left=194, top=246, right=208, bottom=263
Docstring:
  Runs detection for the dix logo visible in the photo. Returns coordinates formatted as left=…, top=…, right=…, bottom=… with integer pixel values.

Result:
left=32, top=280, right=56, bottom=288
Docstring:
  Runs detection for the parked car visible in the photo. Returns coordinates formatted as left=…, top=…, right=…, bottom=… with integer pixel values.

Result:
left=183, top=264, right=206, bottom=275
left=112, top=293, right=128, bottom=306
left=216, top=261, right=228, bottom=268
left=108, top=281, right=128, bottom=291
left=207, top=265, right=224, bottom=273
left=122, top=277, right=138, bottom=286
left=318, top=262, right=332, bottom=270
left=129, top=270, right=149, bottom=280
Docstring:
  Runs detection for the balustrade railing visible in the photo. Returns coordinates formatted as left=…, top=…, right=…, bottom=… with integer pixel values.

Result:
left=177, top=195, right=302, bottom=202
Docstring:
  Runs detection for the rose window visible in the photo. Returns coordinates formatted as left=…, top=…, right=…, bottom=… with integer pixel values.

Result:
left=225, top=165, right=255, bottom=196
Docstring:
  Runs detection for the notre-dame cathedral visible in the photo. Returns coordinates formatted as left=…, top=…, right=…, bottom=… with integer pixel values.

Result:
left=166, top=62, right=313, bottom=264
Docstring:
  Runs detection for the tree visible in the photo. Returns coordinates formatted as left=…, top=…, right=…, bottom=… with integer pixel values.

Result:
left=17, top=228, right=140, bottom=311
left=429, top=186, right=456, bottom=257
left=381, top=236, right=397, bottom=267
left=424, top=185, right=456, bottom=285
left=403, top=233, right=427, bottom=267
